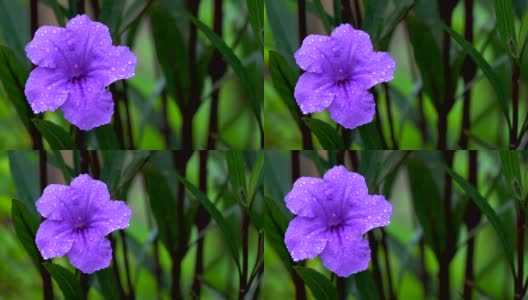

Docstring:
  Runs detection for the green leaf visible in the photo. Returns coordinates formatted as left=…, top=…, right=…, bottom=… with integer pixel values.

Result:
left=407, top=17, right=445, bottom=108
left=95, top=268, right=122, bottom=300
left=100, top=0, right=125, bottom=36
left=175, top=173, right=241, bottom=273
left=362, top=0, right=390, bottom=42
left=150, top=5, right=189, bottom=103
left=93, top=124, right=120, bottom=149
left=443, top=24, right=511, bottom=129
left=143, top=165, right=178, bottom=253
left=303, top=118, right=344, bottom=149
left=358, top=122, right=383, bottom=149
left=493, top=0, right=517, bottom=57
left=11, top=199, right=40, bottom=268
left=445, top=166, right=515, bottom=273
left=517, top=8, right=528, bottom=59
left=354, top=269, right=381, bottom=300
left=42, top=263, right=82, bottom=300
left=499, top=151, right=523, bottom=201
left=264, top=196, right=292, bottom=272
left=0, top=45, right=31, bottom=132
left=264, top=0, right=298, bottom=68
left=187, top=13, right=261, bottom=128
left=407, top=158, right=446, bottom=255
left=8, top=151, right=40, bottom=211
left=33, top=119, right=75, bottom=150
left=294, top=266, right=338, bottom=300
left=226, top=151, right=248, bottom=206
left=39, top=0, right=67, bottom=26
left=311, top=0, right=333, bottom=34
left=0, top=0, right=29, bottom=65
left=268, top=50, right=301, bottom=127
left=247, top=0, right=263, bottom=47
left=100, top=151, right=127, bottom=191
left=248, top=152, right=265, bottom=205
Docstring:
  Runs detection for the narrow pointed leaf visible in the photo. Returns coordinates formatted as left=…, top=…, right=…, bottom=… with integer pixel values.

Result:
left=33, top=119, right=75, bottom=150
left=294, top=266, right=338, bottom=300
left=42, top=262, right=82, bottom=300
left=303, top=118, right=344, bottom=149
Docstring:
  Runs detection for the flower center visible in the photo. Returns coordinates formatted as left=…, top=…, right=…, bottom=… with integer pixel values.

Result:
left=335, top=69, right=350, bottom=87
left=75, top=216, right=87, bottom=231
left=328, top=213, right=344, bottom=232
left=71, top=64, right=85, bottom=82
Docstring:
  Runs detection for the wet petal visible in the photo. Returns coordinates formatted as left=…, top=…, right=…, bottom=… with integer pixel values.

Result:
left=87, top=46, right=137, bottom=86
left=323, top=166, right=369, bottom=212
left=66, top=14, right=112, bottom=53
left=330, top=24, right=373, bottom=68
left=285, top=216, right=329, bottom=261
left=327, top=83, right=375, bottom=129
left=352, top=52, right=396, bottom=89
left=35, top=184, right=69, bottom=220
left=67, top=234, right=112, bottom=273
left=61, top=80, right=113, bottom=130
left=25, top=26, right=66, bottom=68
left=36, top=219, right=75, bottom=259
left=294, top=72, right=336, bottom=113
left=320, top=231, right=370, bottom=277
left=90, top=200, right=132, bottom=235
left=24, top=67, right=71, bottom=113
left=285, top=177, right=327, bottom=218
left=344, top=195, right=392, bottom=234
left=294, top=34, right=333, bottom=73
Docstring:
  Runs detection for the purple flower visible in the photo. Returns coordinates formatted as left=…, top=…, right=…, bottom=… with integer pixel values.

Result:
left=294, top=24, right=395, bottom=129
left=35, top=174, right=131, bottom=273
left=24, top=14, right=137, bottom=130
left=284, top=165, right=392, bottom=277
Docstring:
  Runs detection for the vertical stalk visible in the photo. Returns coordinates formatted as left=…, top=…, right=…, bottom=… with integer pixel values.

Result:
left=143, top=175, right=162, bottom=300
left=368, top=232, right=386, bottom=300
left=39, top=151, right=53, bottom=300
left=161, top=89, right=171, bottom=147
left=459, top=0, right=476, bottom=148
left=122, top=81, right=134, bottom=149
left=383, top=83, right=398, bottom=149
left=463, top=151, right=479, bottom=300
left=29, top=0, right=43, bottom=150
left=111, top=86, right=125, bottom=148
left=171, top=151, right=193, bottom=299
left=239, top=210, right=249, bottom=299
left=336, top=277, right=346, bottom=300
left=352, top=0, right=362, bottom=27
left=76, top=0, right=85, bottom=14
left=290, top=151, right=306, bottom=300
left=192, top=151, right=210, bottom=298
left=372, top=89, right=388, bottom=149
left=511, top=63, right=520, bottom=149
left=381, top=228, right=396, bottom=300
left=341, top=0, right=354, bottom=26
left=439, top=150, right=454, bottom=300
left=207, top=0, right=226, bottom=149
left=514, top=207, right=525, bottom=299
left=75, top=128, right=84, bottom=150
left=90, top=0, right=100, bottom=19
left=297, top=0, right=313, bottom=149
left=120, top=230, right=134, bottom=299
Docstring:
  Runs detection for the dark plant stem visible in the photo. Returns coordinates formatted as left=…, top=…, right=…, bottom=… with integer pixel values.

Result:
left=372, top=89, right=388, bottom=149
left=76, top=0, right=85, bottom=14
left=192, top=151, right=210, bottom=298
left=383, top=83, right=398, bottom=149
left=122, top=81, right=134, bottom=149
left=463, top=151, right=479, bottom=300
left=116, top=0, right=154, bottom=38
left=111, top=86, right=125, bottom=148
left=352, top=0, right=362, bottom=27
left=341, top=0, right=354, bottom=25
left=381, top=228, right=396, bottom=300
left=182, top=1, right=201, bottom=149
left=108, top=235, right=126, bottom=299
left=515, top=207, right=526, bottom=299
left=90, top=0, right=100, bottom=20
left=143, top=175, right=162, bottom=300
left=80, top=273, right=88, bottom=300
left=89, top=151, right=100, bottom=179
left=207, top=0, right=226, bottom=149
left=290, top=151, right=306, bottom=300
left=239, top=211, right=250, bottom=300
left=438, top=1, right=456, bottom=149
left=511, top=63, right=520, bottom=149
left=38, top=151, right=53, bottom=300
left=79, top=150, right=90, bottom=173
left=29, top=0, right=43, bottom=150
left=336, top=277, right=346, bottom=300
left=171, top=151, right=193, bottom=299
left=439, top=150, right=454, bottom=300
left=297, top=0, right=313, bottom=149
left=368, top=232, right=386, bottom=300
left=348, top=150, right=359, bottom=170
left=336, top=150, right=345, bottom=165
left=459, top=0, right=476, bottom=148
left=161, top=89, right=171, bottom=147
left=120, top=230, right=134, bottom=299
left=75, top=128, right=84, bottom=150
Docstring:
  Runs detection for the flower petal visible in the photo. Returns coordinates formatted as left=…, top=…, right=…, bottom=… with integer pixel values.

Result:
left=285, top=216, right=329, bottom=261
left=285, top=177, right=327, bottom=218
left=35, top=184, right=69, bottom=220
left=352, top=52, right=396, bottom=89
left=61, top=80, right=114, bottom=130
left=326, top=83, right=375, bottom=129
left=88, top=46, right=137, bottom=86
left=330, top=24, right=373, bottom=68
left=294, top=34, right=333, bottom=73
left=70, top=174, right=111, bottom=205
left=90, top=200, right=132, bottom=236
left=345, top=195, right=392, bottom=234
left=24, top=67, right=71, bottom=113
left=320, top=232, right=370, bottom=277
left=294, top=72, right=336, bottom=113
left=25, top=26, right=66, bottom=68
left=66, top=14, right=112, bottom=52
left=67, top=234, right=112, bottom=273
left=36, top=220, right=75, bottom=259
left=323, top=166, right=369, bottom=212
